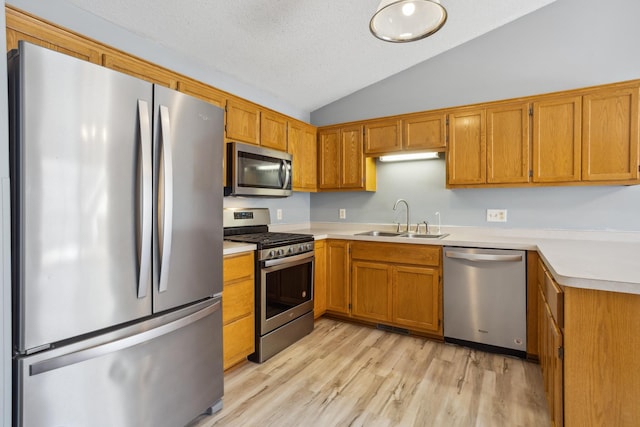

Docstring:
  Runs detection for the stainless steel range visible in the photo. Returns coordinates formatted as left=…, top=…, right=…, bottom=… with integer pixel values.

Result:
left=223, top=208, right=314, bottom=363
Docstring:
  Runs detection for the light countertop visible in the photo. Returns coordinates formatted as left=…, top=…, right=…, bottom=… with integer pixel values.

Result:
left=223, top=241, right=256, bottom=256
left=270, top=222, right=640, bottom=295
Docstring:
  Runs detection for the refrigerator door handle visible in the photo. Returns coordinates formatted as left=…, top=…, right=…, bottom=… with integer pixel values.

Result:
left=137, top=99, right=152, bottom=299
left=158, top=105, right=174, bottom=293
left=29, top=300, right=221, bottom=376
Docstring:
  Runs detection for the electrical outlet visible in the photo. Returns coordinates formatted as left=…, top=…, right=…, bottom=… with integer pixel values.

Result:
left=339, top=208, right=346, bottom=219
left=487, top=209, right=507, bottom=222
left=276, top=209, right=283, bottom=220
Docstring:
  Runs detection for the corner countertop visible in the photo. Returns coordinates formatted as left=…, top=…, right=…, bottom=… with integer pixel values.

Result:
left=270, top=222, right=640, bottom=295
left=223, top=241, right=256, bottom=256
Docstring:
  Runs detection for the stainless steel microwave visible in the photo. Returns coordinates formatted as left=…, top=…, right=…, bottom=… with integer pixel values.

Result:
left=224, top=141, right=293, bottom=197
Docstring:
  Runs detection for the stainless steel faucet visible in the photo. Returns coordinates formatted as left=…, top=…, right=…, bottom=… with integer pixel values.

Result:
left=393, top=199, right=410, bottom=233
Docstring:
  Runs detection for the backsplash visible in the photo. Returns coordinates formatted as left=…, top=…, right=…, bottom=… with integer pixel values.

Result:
left=309, top=159, right=640, bottom=232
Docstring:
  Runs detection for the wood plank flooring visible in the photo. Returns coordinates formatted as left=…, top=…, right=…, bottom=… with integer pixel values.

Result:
left=190, top=318, right=550, bottom=427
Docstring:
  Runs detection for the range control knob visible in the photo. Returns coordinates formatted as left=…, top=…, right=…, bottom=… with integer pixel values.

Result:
left=268, top=250, right=276, bottom=258
left=298, top=244, right=305, bottom=252
left=306, top=243, right=313, bottom=251
left=288, top=247, right=294, bottom=254
left=277, top=249, right=285, bottom=257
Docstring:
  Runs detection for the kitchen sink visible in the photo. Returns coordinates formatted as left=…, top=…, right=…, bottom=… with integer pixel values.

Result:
left=399, top=233, right=449, bottom=239
left=355, top=230, right=448, bottom=239
left=355, top=230, right=404, bottom=237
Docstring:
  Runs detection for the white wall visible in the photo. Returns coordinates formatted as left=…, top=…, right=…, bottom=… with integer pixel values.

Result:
left=309, top=0, right=640, bottom=232
left=311, top=159, right=640, bottom=232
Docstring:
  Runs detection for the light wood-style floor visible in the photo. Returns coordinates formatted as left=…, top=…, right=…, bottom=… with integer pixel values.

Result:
left=191, top=318, right=550, bottom=427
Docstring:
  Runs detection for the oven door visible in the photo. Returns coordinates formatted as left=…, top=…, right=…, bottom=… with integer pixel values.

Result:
left=260, top=251, right=314, bottom=335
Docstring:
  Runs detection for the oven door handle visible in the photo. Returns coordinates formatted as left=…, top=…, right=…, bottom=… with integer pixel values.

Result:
left=263, top=251, right=314, bottom=268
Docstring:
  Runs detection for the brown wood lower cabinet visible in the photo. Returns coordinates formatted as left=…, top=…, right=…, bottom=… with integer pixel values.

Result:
left=349, top=241, right=442, bottom=336
left=537, top=258, right=640, bottom=426
left=313, top=240, right=326, bottom=318
left=537, top=260, right=563, bottom=427
left=222, top=252, right=255, bottom=370
left=325, top=240, right=351, bottom=314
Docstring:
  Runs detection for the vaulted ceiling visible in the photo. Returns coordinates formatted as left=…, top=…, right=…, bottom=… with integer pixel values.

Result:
left=67, top=0, right=556, bottom=113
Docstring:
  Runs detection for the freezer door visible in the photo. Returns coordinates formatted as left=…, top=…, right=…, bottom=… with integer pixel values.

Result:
left=9, top=42, right=154, bottom=353
left=152, top=86, right=223, bottom=313
left=14, top=298, right=223, bottom=427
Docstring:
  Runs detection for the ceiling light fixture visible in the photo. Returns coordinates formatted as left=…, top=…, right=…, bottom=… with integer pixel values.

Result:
left=370, top=0, right=448, bottom=43
left=379, top=152, right=440, bottom=162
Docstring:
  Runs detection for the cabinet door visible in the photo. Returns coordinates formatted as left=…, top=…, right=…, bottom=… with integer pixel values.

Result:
left=392, top=265, right=441, bottom=333
left=582, top=85, right=639, bottom=181
left=318, top=128, right=341, bottom=189
left=351, top=261, right=392, bottom=322
left=364, top=119, right=402, bottom=155
left=447, top=109, right=486, bottom=185
left=102, top=53, right=179, bottom=89
left=532, top=95, right=582, bottom=183
left=313, top=241, right=327, bottom=319
left=288, top=121, right=318, bottom=191
left=486, top=102, right=531, bottom=184
left=223, top=252, right=255, bottom=370
left=326, top=241, right=350, bottom=314
left=261, top=111, right=288, bottom=151
left=341, top=125, right=365, bottom=188
left=6, top=7, right=102, bottom=64
left=403, top=112, right=447, bottom=151
left=176, top=78, right=226, bottom=108
left=226, top=99, right=260, bottom=144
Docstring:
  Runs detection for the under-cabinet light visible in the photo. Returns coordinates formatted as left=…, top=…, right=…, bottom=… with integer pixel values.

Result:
left=379, top=152, right=440, bottom=162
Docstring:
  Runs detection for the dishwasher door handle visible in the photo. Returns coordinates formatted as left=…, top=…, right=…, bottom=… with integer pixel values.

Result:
left=445, top=251, right=523, bottom=262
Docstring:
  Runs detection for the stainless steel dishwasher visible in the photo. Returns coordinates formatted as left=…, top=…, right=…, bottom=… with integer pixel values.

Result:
left=443, top=246, right=526, bottom=358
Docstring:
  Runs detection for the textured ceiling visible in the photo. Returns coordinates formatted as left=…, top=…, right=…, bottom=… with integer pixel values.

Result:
left=66, top=0, right=556, bottom=113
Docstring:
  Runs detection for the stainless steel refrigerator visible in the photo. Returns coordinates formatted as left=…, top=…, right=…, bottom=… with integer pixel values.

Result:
left=8, top=41, right=224, bottom=426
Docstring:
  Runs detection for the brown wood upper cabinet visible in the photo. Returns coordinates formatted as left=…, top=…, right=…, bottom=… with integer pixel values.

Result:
left=176, top=77, right=226, bottom=108
left=532, top=95, right=582, bottom=183
left=403, top=112, right=447, bottom=152
left=318, top=125, right=376, bottom=191
left=260, top=110, right=288, bottom=151
left=447, top=102, right=530, bottom=186
left=582, top=84, right=639, bottom=181
left=364, top=118, right=402, bottom=155
left=363, top=113, right=447, bottom=156
left=225, top=99, right=260, bottom=145
left=288, top=120, right=318, bottom=192
left=225, top=99, right=288, bottom=151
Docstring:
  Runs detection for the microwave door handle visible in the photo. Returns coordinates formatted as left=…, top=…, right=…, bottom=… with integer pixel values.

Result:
left=282, top=159, right=291, bottom=190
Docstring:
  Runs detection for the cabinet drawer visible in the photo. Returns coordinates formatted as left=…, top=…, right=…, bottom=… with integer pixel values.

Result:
left=223, top=252, right=254, bottom=282
left=223, top=314, right=254, bottom=370
left=544, top=269, right=564, bottom=328
left=351, top=242, right=441, bottom=266
left=223, top=277, right=254, bottom=324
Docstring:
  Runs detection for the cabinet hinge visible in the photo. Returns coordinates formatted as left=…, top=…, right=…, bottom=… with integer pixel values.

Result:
left=558, top=346, right=564, bottom=360
left=529, top=170, right=533, bottom=177
left=529, top=107, right=533, bottom=116
left=438, top=319, right=441, bottom=327
left=446, top=117, right=449, bottom=125
left=348, top=303, right=352, bottom=310
left=638, top=165, right=640, bottom=172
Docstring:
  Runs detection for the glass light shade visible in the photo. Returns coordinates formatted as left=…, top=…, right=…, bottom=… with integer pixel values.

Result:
left=370, top=0, right=447, bottom=43
left=379, top=152, right=440, bottom=162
